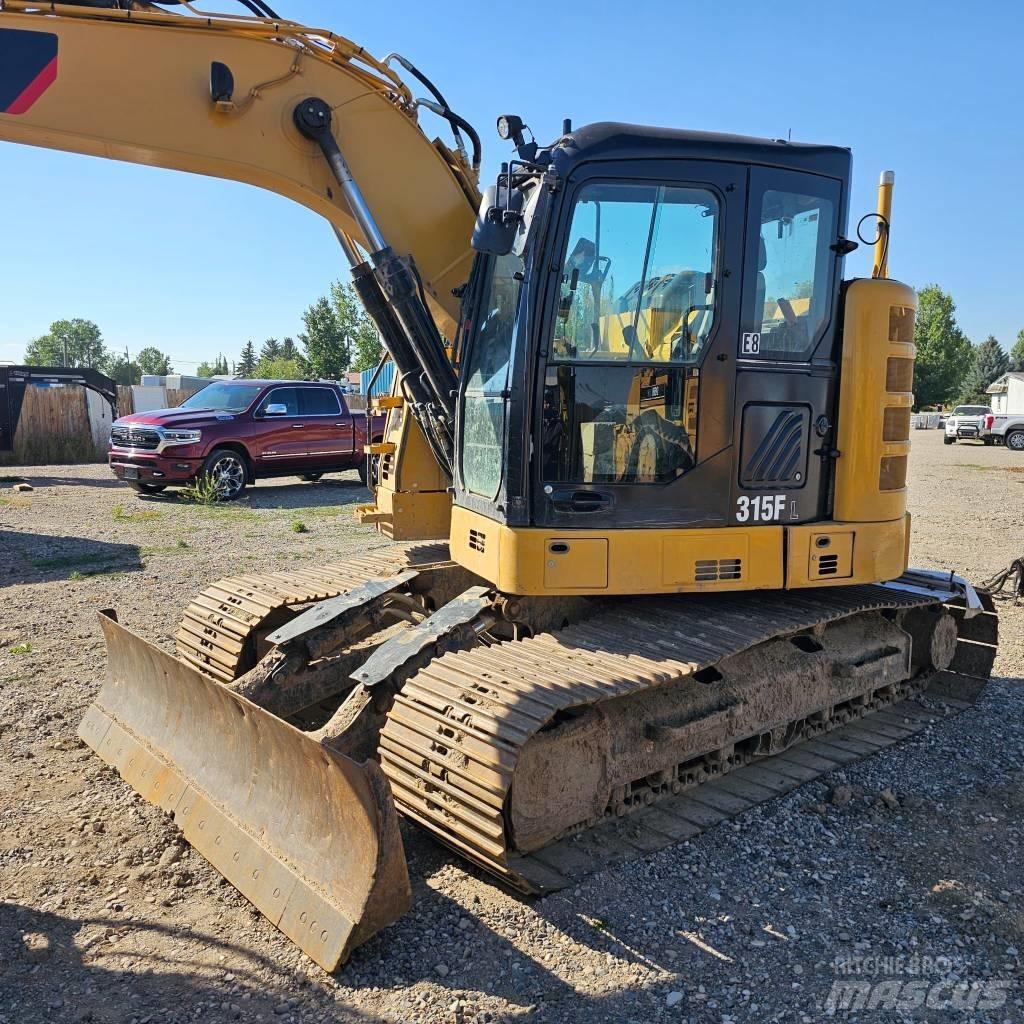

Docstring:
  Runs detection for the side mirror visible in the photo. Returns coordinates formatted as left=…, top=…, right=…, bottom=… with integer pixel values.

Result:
left=263, top=403, right=288, bottom=416
left=471, top=184, right=524, bottom=256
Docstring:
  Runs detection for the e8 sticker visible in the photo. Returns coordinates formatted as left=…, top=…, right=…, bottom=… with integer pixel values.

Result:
left=740, top=332, right=761, bottom=355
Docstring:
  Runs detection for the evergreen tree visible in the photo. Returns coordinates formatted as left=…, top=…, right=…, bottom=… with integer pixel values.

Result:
left=260, top=337, right=282, bottom=362
left=959, top=335, right=1009, bottom=405
left=1010, top=329, right=1024, bottom=373
left=237, top=340, right=257, bottom=377
left=281, top=337, right=298, bottom=361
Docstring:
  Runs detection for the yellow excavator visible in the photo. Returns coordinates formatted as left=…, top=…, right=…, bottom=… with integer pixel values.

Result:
left=1, top=0, right=998, bottom=971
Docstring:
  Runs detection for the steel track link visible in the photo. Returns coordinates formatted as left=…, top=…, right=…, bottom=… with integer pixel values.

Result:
left=379, top=587, right=997, bottom=892
left=175, top=542, right=452, bottom=682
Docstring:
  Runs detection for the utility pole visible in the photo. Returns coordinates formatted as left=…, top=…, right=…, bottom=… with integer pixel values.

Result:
left=125, top=346, right=132, bottom=387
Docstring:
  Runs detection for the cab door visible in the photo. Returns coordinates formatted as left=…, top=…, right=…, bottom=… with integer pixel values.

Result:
left=730, top=167, right=845, bottom=528
left=532, top=161, right=747, bottom=530
left=252, top=386, right=306, bottom=466
left=298, top=386, right=355, bottom=468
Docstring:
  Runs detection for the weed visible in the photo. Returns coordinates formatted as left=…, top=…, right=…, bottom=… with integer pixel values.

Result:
left=112, top=503, right=162, bottom=523
left=179, top=473, right=221, bottom=505
left=291, top=520, right=309, bottom=534
left=69, top=571, right=85, bottom=581
left=177, top=538, right=189, bottom=548
left=0, top=497, right=31, bottom=508
left=10, top=643, right=32, bottom=655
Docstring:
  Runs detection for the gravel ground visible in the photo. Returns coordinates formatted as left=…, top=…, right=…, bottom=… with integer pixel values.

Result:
left=0, top=431, right=1021, bottom=1024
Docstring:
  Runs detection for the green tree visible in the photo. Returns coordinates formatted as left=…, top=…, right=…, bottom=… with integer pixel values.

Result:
left=237, top=340, right=257, bottom=377
left=23, top=318, right=108, bottom=369
left=253, top=355, right=305, bottom=380
left=300, top=296, right=348, bottom=379
left=196, top=361, right=215, bottom=377
left=913, top=286, right=973, bottom=409
left=135, top=347, right=173, bottom=376
left=105, top=355, right=141, bottom=386
left=260, top=337, right=281, bottom=362
left=331, top=280, right=382, bottom=372
left=281, top=337, right=299, bottom=361
left=1010, top=329, right=1024, bottom=373
left=959, top=336, right=1009, bottom=405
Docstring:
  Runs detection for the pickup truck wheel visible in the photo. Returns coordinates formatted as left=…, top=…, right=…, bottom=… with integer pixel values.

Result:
left=943, top=436, right=955, bottom=445
left=204, top=448, right=247, bottom=500
left=299, top=473, right=323, bottom=482
left=1006, top=430, right=1024, bottom=452
left=129, top=481, right=167, bottom=494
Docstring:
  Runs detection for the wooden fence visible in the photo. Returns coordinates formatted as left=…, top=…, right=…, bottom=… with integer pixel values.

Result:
left=0, top=385, right=105, bottom=465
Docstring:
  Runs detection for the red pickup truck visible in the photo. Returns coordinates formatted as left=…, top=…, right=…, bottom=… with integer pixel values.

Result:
left=108, top=379, right=384, bottom=499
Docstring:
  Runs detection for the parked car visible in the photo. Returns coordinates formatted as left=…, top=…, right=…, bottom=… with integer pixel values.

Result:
left=982, top=412, right=1024, bottom=452
left=943, top=405, right=992, bottom=445
left=109, top=379, right=384, bottom=499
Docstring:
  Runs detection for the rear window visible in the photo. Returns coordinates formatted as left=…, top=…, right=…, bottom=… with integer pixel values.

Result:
left=299, top=387, right=341, bottom=416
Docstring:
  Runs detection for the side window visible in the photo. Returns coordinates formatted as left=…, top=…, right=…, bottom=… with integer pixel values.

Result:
left=262, top=387, right=298, bottom=415
left=461, top=251, right=524, bottom=498
left=751, top=189, right=836, bottom=359
left=299, top=387, right=341, bottom=416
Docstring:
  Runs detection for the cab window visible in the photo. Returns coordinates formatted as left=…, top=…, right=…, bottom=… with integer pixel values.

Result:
left=461, top=251, right=524, bottom=497
left=260, top=387, right=298, bottom=415
left=552, top=182, right=719, bottom=364
left=541, top=180, right=714, bottom=486
left=299, top=387, right=341, bottom=416
left=751, top=190, right=836, bottom=359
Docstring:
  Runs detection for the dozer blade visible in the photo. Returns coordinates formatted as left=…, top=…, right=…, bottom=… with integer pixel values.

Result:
left=78, top=613, right=410, bottom=971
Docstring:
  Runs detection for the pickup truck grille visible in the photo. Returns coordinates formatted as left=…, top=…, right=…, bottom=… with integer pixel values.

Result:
left=111, top=426, right=160, bottom=450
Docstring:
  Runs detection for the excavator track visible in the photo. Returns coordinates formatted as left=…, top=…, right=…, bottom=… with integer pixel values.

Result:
left=175, top=542, right=453, bottom=682
left=379, top=586, right=997, bottom=893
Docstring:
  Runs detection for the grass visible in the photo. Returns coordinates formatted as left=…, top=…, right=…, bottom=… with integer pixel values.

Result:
left=291, top=520, right=309, bottom=534
left=141, top=539, right=192, bottom=558
left=112, top=503, right=163, bottom=523
left=9, top=643, right=32, bottom=655
left=30, top=553, right=136, bottom=577
left=0, top=497, right=31, bottom=508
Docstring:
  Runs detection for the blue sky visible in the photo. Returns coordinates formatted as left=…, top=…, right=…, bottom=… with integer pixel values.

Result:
left=1, top=0, right=1021, bottom=370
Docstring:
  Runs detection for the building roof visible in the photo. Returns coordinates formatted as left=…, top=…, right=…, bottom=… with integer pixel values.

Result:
left=986, top=372, right=1024, bottom=393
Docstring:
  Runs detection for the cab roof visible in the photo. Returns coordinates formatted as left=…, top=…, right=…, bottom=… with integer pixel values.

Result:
left=550, top=122, right=852, bottom=181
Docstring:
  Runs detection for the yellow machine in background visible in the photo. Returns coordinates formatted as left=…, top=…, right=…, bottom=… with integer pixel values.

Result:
left=0, top=2, right=997, bottom=972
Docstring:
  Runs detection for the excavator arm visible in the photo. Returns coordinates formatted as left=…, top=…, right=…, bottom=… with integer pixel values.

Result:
left=0, top=1, right=477, bottom=337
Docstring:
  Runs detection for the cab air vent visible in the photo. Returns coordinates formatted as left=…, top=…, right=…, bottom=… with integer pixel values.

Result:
left=817, top=554, right=840, bottom=576
left=695, top=558, right=742, bottom=582
left=468, top=529, right=487, bottom=554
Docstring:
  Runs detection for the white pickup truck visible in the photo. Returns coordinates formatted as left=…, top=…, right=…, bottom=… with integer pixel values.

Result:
left=982, top=412, right=1024, bottom=451
left=944, top=405, right=992, bottom=445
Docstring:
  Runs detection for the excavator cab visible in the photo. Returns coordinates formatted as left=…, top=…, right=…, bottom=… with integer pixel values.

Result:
left=450, top=126, right=873, bottom=595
